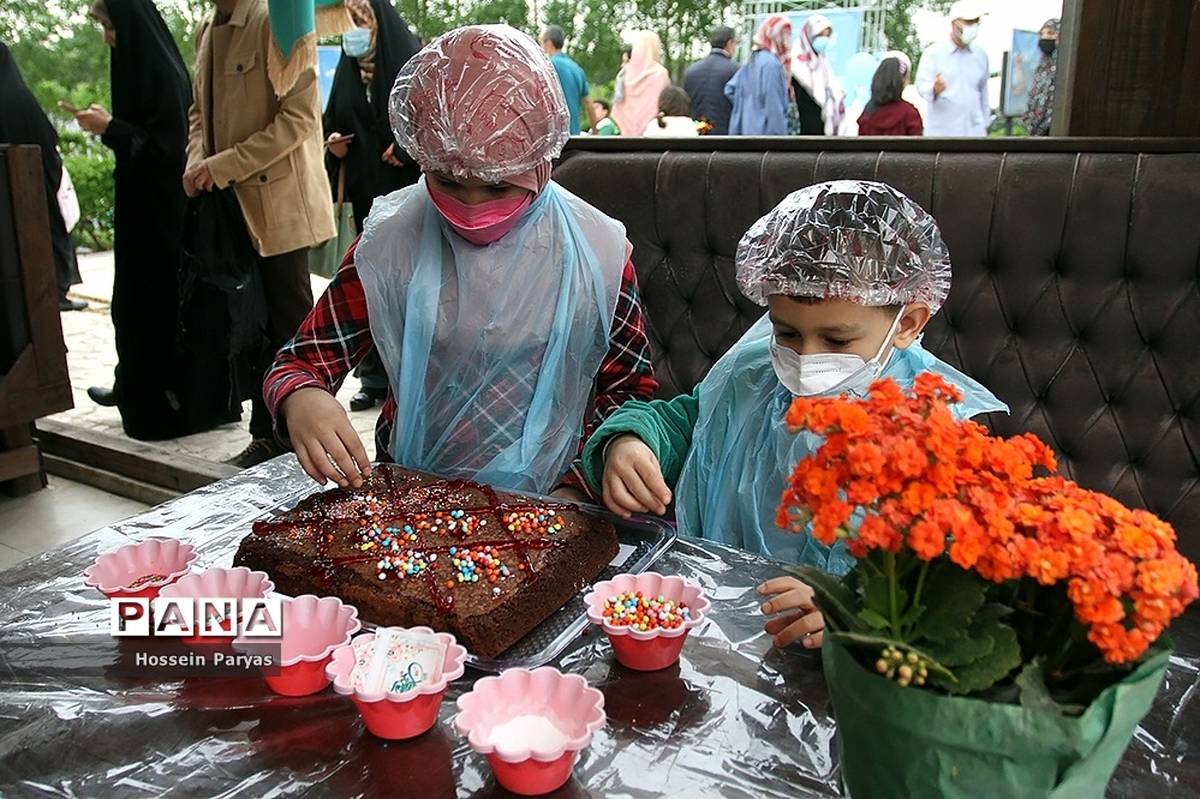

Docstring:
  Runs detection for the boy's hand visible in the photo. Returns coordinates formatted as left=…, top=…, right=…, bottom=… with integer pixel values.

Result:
left=601, top=434, right=671, bottom=518
left=281, top=387, right=372, bottom=489
left=758, top=576, right=824, bottom=649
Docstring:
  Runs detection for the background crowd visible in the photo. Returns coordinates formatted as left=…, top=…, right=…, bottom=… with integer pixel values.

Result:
left=0, top=0, right=1063, bottom=471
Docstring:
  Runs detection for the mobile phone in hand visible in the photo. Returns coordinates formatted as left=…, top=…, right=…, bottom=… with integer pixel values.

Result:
left=325, top=133, right=356, bottom=147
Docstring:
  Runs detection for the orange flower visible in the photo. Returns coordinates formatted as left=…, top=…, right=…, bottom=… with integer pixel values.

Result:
left=836, top=404, right=871, bottom=435
left=1056, top=506, right=1097, bottom=541
left=908, top=518, right=947, bottom=560
left=1028, top=545, right=1071, bottom=585
left=1114, top=523, right=1159, bottom=559
left=777, top=375, right=1199, bottom=665
left=858, top=514, right=901, bottom=552
left=848, top=443, right=886, bottom=477
left=1075, top=595, right=1124, bottom=625
left=892, top=439, right=926, bottom=478
left=1137, top=557, right=1188, bottom=596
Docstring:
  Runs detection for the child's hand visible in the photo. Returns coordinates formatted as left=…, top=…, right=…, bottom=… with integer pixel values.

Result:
left=601, top=434, right=672, bottom=518
left=758, top=576, right=825, bottom=649
left=281, top=387, right=372, bottom=489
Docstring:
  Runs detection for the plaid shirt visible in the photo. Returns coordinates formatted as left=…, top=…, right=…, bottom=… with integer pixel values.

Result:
left=264, top=241, right=658, bottom=496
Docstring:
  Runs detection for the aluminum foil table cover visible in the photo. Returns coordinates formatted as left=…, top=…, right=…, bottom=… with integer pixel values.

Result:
left=0, top=458, right=1196, bottom=798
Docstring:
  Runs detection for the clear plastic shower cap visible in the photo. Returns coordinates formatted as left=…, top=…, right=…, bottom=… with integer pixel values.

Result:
left=388, top=24, right=570, bottom=184
left=736, top=180, right=952, bottom=312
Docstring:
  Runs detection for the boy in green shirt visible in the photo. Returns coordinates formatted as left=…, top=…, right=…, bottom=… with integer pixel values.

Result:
left=593, top=99, right=620, bottom=135
left=581, top=180, right=1006, bottom=650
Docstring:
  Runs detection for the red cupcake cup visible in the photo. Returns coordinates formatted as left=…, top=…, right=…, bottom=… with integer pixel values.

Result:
left=84, top=538, right=198, bottom=600
left=157, top=566, right=274, bottom=645
left=326, top=626, right=466, bottom=740
left=233, top=594, right=361, bottom=696
left=455, top=667, right=605, bottom=796
left=584, top=572, right=711, bottom=672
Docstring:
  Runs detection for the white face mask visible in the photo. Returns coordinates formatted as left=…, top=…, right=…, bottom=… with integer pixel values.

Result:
left=959, top=23, right=980, bottom=45
left=769, top=308, right=905, bottom=397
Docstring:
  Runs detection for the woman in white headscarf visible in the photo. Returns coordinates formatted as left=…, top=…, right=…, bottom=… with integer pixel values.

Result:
left=791, top=13, right=845, bottom=135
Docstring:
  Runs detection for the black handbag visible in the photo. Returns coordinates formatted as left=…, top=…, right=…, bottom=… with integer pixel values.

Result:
left=174, top=190, right=271, bottom=430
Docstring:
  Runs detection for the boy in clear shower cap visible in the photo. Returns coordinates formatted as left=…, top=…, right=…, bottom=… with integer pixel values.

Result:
left=581, top=180, right=1007, bottom=650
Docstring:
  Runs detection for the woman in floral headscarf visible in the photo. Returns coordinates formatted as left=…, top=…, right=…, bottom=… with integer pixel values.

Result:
left=1022, top=18, right=1060, bottom=137
left=264, top=25, right=657, bottom=498
left=726, top=14, right=792, bottom=135
left=791, top=13, right=845, bottom=135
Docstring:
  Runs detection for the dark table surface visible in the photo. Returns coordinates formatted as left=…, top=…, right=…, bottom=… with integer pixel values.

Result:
left=0, top=458, right=1195, bottom=798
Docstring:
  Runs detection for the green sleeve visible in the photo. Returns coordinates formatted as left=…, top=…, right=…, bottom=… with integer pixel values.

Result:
left=581, top=389, right=700, bottom=495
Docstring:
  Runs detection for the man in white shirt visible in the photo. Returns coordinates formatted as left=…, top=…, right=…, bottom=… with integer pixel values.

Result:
left=916, top=0, right=990, bottom=136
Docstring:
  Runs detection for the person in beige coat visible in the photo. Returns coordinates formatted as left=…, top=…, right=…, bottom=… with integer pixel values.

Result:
left=183, top=0, right=335, bottom=467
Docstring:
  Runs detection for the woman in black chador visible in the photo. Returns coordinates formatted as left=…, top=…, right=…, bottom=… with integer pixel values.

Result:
left=0, top=42, right=83, bottom=310
left=75, top=0, right=192, bottom=439
left=322, top=0, right=421, bottom=412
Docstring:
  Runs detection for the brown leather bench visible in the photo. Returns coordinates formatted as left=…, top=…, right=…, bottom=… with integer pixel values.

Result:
left=554, top=137, right=1200, bottom=562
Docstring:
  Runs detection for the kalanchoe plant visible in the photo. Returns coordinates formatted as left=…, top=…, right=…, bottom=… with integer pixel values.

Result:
left=779, top=375, right=1198, bottom=708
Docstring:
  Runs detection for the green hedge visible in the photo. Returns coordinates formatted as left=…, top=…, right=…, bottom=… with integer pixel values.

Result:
left=59, top=130, right=115, bottom=251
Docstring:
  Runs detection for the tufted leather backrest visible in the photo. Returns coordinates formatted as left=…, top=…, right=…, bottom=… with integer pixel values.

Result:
left=554, top=138, right=1200, bottom=561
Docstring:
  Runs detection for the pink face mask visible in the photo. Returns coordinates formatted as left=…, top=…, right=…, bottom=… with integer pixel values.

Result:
left=427, top=183, right=533, bottom=246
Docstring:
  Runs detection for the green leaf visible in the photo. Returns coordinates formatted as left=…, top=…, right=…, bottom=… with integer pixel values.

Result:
left=788, top=565, right=864, bottom=633
left=860, top=555, right=909, bottom=624
left=829, top=632, right=956, bottom=682
left=939, top=624, right=1022, bottom=695
left=926, top=625, right=995, bottom=667
left=975, top=602, right=1014, bottom=623
left=1014, top=659, right=1087, bottom=716
left=1015, top=658, right=1055, bottom=711
left=858, top=608, right=891, bottom=630
left=899, top=602, right=926, bottom=628
left=912, top=562, right=986, bottom=644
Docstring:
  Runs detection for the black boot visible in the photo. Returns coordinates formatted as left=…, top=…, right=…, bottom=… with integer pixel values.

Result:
left=87, top=386, right=120, bottom=407
left=350, top=387, right=387, bottom=412
left=60, top=296, right=88, bottom=311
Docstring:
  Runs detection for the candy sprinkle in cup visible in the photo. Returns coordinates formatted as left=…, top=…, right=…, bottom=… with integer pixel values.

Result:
left=585, top=573, right=710, bottom=672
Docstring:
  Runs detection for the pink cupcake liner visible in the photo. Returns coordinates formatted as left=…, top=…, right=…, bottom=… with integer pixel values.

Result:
left=326, top=626, right=467, bottom=740
left=584, top=572, right=710, bottom=671
left=233, top=594, right=361, bottom=697
left=158, top=566, right=275, bottom=643
left=158, top=566, right=276, bottom=602
left=83, top=538, right=199, bottom=598
left=455, top=667, right=605, bottom=795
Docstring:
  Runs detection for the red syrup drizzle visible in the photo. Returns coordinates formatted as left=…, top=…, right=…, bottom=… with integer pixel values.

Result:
left=259, top=473, right=575, bottom=614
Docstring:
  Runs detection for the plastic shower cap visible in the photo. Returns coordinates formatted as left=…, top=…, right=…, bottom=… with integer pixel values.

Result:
left=736, top=180, right=952, bottom=312
left=388, top=24, right=570, bottom=184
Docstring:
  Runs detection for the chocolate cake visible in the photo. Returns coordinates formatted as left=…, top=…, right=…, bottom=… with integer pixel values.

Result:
left=234, top=465, right=619, bottom=658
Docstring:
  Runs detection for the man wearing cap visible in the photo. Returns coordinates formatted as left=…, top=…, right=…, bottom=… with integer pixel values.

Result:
left=915, top=0, right=990, bottom=136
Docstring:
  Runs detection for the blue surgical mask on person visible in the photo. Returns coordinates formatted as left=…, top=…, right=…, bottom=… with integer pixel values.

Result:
left=342, top=27, right=372, bottom=58
left=959, top=23, right=980, bottom=46
left=811, top=35, right=832, bottom=55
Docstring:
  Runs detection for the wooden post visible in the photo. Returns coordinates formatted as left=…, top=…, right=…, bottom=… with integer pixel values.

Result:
left=1054, top=0, right=1200, bottom=136
left=0, top=145, right=74, bottom=495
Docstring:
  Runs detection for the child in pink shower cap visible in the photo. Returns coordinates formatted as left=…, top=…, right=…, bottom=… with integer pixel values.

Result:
left=263, top=25, right=657, bottom=501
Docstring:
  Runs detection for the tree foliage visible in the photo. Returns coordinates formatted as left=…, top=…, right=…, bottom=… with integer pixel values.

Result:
left=883, top=0, right=954, bottom=63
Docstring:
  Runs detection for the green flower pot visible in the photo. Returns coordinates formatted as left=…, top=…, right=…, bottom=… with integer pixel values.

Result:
left=822, top=635, right=1169, bottom=799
